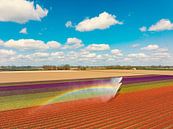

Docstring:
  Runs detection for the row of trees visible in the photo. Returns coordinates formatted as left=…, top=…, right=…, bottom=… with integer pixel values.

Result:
left=0, top=65, right=173, bottom=71
left=43, top=65, right=71, bottom=70
left=0, top=66, right=41, bottom=71
left=43, top=65, right=87, bottom=70
left=42, top=65, right=173, bottom=70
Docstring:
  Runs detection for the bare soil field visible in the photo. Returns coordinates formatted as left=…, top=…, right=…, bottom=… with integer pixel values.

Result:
left=0, top=70, right=173, bottom=83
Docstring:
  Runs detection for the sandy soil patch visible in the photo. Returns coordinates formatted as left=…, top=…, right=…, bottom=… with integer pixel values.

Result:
left=0, top=70, right=173, bottom=83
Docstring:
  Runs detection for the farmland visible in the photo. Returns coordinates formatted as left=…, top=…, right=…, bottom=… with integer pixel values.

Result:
left=0, top=71, right=173, bottom=128
left=1, top=69, right=173, bottom=83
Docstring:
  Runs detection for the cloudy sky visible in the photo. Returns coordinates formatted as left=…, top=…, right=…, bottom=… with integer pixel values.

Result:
left=0, top=0, right=173, bottom=66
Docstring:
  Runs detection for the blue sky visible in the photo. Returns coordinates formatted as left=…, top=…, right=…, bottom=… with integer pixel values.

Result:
left=0, top=0, right=173, bottom=66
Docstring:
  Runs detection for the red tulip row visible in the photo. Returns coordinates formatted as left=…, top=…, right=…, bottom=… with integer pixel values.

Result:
left=0, top=85, right=173, bottom=128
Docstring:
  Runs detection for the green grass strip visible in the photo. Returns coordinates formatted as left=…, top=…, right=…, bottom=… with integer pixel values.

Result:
left=120, top=80, right=173, bottom=93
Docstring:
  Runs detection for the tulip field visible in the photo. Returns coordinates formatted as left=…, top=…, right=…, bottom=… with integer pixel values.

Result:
left=1, top=75, right=173, bottom=128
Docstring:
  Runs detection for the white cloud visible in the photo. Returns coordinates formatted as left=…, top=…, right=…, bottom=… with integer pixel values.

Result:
left=141, top=44, right=169, bottom=54
left=66, top=51, right=78, bottom=60
left=65, top=21, right=73, bottom=28
left=128, top=53, right=148, bottom=58
left=0, top=37, right=172, bottom=65
left=8, top=51, right=65, bottom=64
left=125, top=52, right=172, bottom=64
left=0, top=45, right=172, bottom=65
left=47, top=41, right=61, bottom=49
left=86, top=44, right=110, bottom=51
left=152, top=52, right=170, bottom=58
left=19, top=27, right=28, bottom=34
left=66, top=50, right=112, bottom=63
left=0, top=0, right=48, bottom=24
left=126, top=44, right=171, bottom=64
left=75, top=12, right=122, bottom=32
left=81, top=52, right=96, bottom=58
left=141, top=44, right=159, bottom=50
left=0, top=49, right=16, bottom=57
left=139, top=26, right=147, bottom=32
left=51, top=52, right=64, bottom=56
left=148, top=19, right=173, bottom=31
left=111, top=49, right=123, bottom=56
left=50, top=52, right=65, bottom=59
left=31, top=52, right=49, bottom=58
left=64, top=37, right=84, bottom=49
left=1, top=39, right=62, bottom=50
left=3, top=39, right=48, bottom=50
left=157, top=48, right=168, bottom=52
left=77, top=51, right=111, bottom=62
left=10, top=54, right=31, bottom=61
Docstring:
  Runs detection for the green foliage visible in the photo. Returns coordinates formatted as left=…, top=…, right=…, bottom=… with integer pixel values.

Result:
left=120, top=80, right=173, bottom=93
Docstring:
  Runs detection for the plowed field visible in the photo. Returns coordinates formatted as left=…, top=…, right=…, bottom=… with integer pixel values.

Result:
left=0, top=75, right=173, bottom=129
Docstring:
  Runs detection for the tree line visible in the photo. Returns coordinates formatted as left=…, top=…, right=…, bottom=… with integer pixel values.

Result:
left=0, top=65, right=173, bottom=71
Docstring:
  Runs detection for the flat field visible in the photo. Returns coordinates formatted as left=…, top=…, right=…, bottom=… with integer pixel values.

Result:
left=0, top=70, right=173, bottom=128
left=1, top=69, right=173, bottom=83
